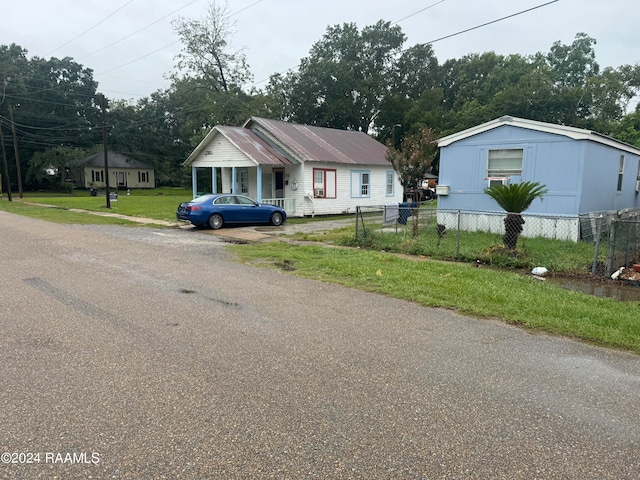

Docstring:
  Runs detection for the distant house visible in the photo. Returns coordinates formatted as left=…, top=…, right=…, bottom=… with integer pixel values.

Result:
left=183, top=117, right=404, bottom=217
left=436, top=116, right=640, bottom=241
left=73, top=151, right=155, bottom=189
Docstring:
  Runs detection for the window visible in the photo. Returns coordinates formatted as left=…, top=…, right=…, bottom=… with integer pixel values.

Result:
left=238, top=168, right=249, bottom=194
left=350, top=170, right=370, bottom=198
left=138, top=171, right=149, bottom=183
left=487, top=149, right=523, bottom=177
left=313, top=168, right=336, bottom=198
left=617, top=155, right=625, bottom=192
left=91, top=170, right=104, bottom=183
left=386, top=171, right=395, bottom=196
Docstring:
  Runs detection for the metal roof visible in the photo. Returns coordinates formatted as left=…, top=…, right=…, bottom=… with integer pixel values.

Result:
left=78, top=151, right=153, bottom=169
left=438, top=115, right=640, bottom=156
left=245, top=117, right=390, bottom=165
left=216, top=126, right=292, bottom=165
left=185, top=118, right=390, bottom=167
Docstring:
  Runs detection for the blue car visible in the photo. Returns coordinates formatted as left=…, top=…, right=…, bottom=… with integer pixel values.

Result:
left=176, top=194, right=286, bottom=229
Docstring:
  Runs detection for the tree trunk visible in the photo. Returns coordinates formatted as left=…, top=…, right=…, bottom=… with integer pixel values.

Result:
left=503, top=213, right=525, bottom=250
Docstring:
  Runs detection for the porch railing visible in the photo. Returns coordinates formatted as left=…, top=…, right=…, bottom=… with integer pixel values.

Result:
left=261, top=197, right=296, bottom=213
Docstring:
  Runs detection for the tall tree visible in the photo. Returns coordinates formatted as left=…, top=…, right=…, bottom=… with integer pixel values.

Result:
left=171, top=0, right=252, bottom=92
left=275, top=21, right=413, bottom=132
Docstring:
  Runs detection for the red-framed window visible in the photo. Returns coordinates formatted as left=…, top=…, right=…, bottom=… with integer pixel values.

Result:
left=313, top=168, right=337, bottom=198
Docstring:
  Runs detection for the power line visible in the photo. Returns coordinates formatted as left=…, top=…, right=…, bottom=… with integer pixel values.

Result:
left=392, top=0, right=446, bottom=25
left=423, top=0, right=560, bottom=46
left=79, top=0, right=199, bottom=60
left=251, top=0, right=560, bottom=87
left=44, top=0, right=136, bottom=56
left=95, top=1, right=264, bottom=85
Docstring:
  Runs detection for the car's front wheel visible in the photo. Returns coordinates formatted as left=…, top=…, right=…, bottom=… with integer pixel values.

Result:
left=208, top=213, right=224, bottom=229
left=270, top=212, right=284, bottom=226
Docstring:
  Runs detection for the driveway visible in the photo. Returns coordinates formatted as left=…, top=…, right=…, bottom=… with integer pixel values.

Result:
left=1, top=211, right=639, bottom=479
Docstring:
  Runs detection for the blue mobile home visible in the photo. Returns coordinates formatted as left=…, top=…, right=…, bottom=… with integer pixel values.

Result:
left=436, top=116, right=640, bottom=240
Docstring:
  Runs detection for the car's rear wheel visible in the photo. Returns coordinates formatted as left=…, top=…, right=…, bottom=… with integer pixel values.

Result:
left=208, top=213, right=223, bottom=229
left=270, top=212, right=284, bottom=226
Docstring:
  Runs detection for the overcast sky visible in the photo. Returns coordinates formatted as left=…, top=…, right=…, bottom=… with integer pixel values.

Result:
left=1, top=0, right=638, bottom=104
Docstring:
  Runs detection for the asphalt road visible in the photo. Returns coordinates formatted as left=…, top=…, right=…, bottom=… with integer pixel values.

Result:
left=1, top=212, right=639, bottom=479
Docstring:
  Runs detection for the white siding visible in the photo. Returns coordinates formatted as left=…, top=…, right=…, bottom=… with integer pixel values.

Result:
left=299, top=163, right=403, bottom=216
left=191, top=135, right=256, bottom=167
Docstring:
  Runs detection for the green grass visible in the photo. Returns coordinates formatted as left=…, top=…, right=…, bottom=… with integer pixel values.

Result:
left=228, top=242, right=640, bottom=354
left=3, top=188, right=193, bottom=223
left=0, top=200, right=141, bottom=225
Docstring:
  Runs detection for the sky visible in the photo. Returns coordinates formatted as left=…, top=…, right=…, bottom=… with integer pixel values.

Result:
left=1, top=0, right=638, bottom=104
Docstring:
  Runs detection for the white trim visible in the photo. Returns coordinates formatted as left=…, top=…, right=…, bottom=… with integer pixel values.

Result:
left=438, top=115, right=640, bottom=156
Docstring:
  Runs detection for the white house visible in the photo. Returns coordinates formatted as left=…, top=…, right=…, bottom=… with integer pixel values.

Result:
left=73, top=151, right=155, bottom=189
left=183, top=117, right=404, bottom=217
left=436, top=116, right=640, bottom=241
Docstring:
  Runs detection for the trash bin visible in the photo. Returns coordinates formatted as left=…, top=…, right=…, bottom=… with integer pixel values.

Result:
left=398, top=202, right=410, bottom=225
left=90, top=188, right=97, bottom=197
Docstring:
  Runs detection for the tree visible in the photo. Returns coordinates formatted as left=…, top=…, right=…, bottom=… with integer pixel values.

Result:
left=26, top=146, right=90, bottom=191
left=386, top=126, right=438, bottom=190
left=484, top=181, right=548, bottom=250
left=275, top=21, right=430, bottom=132
left=171, top=0, right=252, bottom=92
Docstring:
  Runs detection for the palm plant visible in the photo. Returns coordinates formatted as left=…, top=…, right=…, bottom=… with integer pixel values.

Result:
left=484, top=181, right=548, bottom=250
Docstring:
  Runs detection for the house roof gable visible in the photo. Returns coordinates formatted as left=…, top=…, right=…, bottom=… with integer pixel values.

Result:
left=78, top=152, right=153, bottom=169
left=184, top=126, right=292, bottom=167
left=438, top=115, right=640, bottom=156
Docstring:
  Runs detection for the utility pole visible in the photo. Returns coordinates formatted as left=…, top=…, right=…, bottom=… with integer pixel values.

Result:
left=101, top=95, right=110, bottom=209
left=8, top=105, right=23, bottom=198
left=0, top=123, right=12, bottom=201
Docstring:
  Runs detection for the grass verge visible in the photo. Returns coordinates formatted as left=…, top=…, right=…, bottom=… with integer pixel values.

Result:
left=228, top=242, right=640, bottom=355
left=0, top=200, right=142, bottom=225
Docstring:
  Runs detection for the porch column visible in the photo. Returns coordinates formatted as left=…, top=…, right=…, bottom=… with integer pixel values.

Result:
left=231, top=167, right=237, bottom=194
left=191, top=166, right=197, bottom=198
left=212, top=167, right=217, bottom=194
left=256, top=165, right=262, bottom=202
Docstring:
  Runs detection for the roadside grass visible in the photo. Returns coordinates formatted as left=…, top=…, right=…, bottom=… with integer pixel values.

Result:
left=335, top=228, right=599, bottom=275
left=228, top=242, right=640, bottom=354
left=0, top=200, right=141, bottom=225
left=7, top=187, right=193, bottom=222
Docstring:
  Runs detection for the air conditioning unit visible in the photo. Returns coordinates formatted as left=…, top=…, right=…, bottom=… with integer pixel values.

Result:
left=486, top=177, right=510, bottom=188
left=314, top=188, right=324, bottom=197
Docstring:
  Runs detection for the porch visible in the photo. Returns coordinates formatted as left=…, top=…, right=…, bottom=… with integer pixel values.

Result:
left=191, top=164, right=301, bottom=216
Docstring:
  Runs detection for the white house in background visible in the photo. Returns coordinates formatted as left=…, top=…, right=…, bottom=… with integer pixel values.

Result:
left=436, top=116, right=640, bottom=241
left=183, top=117, right=404, bottom=217
left=73, top=151, right=155, bottom=189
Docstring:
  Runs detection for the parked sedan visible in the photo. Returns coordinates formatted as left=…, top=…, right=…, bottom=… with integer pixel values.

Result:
left=176, top=194, right=286, bottom=229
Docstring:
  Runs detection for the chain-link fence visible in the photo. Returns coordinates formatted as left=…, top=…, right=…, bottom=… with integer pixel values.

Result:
left=354, top=203, right=581, bottom=263
left=581, top=213, right=640, bottom=277
left=353, top=204, right=640, bottom=277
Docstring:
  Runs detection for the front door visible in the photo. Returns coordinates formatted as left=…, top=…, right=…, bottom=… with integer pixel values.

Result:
left=116, top=172, right=127, bottom=187
left=274, top=170, right=284, bottom=198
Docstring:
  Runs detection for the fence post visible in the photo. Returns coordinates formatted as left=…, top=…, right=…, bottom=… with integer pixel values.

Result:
left=605, top=220, right=617, bottom=277
left=591, top=215, right=603, bottom=275
left=456, top=210, right=461, bottom=258
left=355, top=206, right=360, bottom=240
left=624, top=221, right=633, bottom=268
